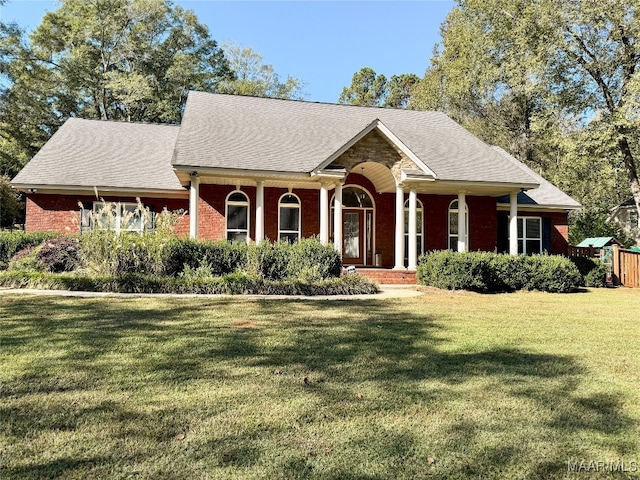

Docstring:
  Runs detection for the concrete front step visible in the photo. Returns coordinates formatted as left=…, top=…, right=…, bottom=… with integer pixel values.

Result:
left=343, top=267, right=417, bottom=285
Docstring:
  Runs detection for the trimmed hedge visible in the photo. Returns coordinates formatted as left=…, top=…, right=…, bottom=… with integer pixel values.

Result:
left=0, top=270, right=378, bottom=296
left=417, top=250, right=582, bottom=293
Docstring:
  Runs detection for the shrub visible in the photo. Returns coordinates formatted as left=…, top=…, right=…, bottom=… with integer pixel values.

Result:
left=36, top=236, right=80, bottom=272
left=0, top=231, right=58, bottom=270
left=417, top=250, right=582, bottom=293
left=584, top=262, right=608, bottom=288
left=0, top=270, right=377, bottom=296
left=568, top=255, right=609, bottom=288
left=8, top=246, right=46, bottom=272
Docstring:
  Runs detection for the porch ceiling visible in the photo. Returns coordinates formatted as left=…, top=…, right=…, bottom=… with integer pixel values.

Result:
left=358, top=162, right=396, bottom=193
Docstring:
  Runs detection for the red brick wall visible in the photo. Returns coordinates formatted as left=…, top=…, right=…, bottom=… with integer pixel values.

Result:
left=527, top=210, right=570, bottom=255
left=422, top=194, right=498, bottom=252
left=24, top=189, right=569, bottom=257
left=25, top=193, right=189, bottom=235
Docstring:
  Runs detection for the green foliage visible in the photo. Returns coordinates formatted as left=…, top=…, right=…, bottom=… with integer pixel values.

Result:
left=0, top=0, right=232, bottom=175
left=0, top=230, right=57, bottom=269
left=569, top=256, right=609, bottom=288
left=0, top=175, right=23, bottom=227
left=218, top=42, right=305, bottom=100
left=410, top=0, right=640, bottom=221
left=417, top=250, right=582, bottom=293
left=35, top=236, right=80, bottom=273
left=584, top=263, right=609, bottom=288
left=338, top=67, right=420, bottom=108
left=568, top=209, right=634, bottom=247
left=0, top=270, right=377, bottom=296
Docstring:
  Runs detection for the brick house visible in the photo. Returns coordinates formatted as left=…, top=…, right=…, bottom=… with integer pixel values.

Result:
left=11, top=91, right=580, bottom=270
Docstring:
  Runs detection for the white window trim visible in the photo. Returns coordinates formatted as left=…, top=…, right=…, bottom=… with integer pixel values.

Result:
left=225, top=190, right=250, bottom=243
left=448, top=199, right=468, bottom=251
left=90, top=201, right=148, bottom=233
left=278, top=192, right=301, bottom=242
left=516, top=216, right=542, bottom=255
left=404, top=198, right=424, bottom=257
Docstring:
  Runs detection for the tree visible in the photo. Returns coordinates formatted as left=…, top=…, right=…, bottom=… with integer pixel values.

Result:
left=385, top=74, right=420, bottom=108
left=0, top=0, right=233, bottom=176
left=339, top=67, right=419, bottom=108
left=411, top=0, right=640, bottom=221
left=218, top=43, right=305, bottom=100
left=338, top=67, right=387, bottom=107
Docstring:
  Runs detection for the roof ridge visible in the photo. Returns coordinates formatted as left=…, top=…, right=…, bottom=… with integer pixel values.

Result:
left=187, top=90, right=448, bottom=115
left=65, top=117, right=179, bottom=128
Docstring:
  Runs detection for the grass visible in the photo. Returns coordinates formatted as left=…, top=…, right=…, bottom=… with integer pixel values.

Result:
left=0, top=288, right=639, bottom=479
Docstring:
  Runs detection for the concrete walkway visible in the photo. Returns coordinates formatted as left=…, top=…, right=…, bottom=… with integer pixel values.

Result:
left=0, top=285, right=424, bottom=301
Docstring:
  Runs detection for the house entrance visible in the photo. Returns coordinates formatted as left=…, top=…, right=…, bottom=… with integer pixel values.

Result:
left=333, top=186, right=375, bottom=266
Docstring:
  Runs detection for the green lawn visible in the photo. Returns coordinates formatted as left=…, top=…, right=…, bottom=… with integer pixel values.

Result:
left=1, top=288, right=639, bottom=479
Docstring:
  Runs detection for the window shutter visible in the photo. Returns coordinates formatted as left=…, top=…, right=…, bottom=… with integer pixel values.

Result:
left=542, top=217, right=552, bottom=253
left=80, top=202, right=93, bottom=233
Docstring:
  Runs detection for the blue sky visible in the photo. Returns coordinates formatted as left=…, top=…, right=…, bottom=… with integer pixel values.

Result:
left=0, top=0, right=456, bottom=103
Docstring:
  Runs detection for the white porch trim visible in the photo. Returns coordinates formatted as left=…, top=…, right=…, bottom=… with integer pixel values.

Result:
left=408, top=189, right=418, bottom=270
left=255, top=180, right=264, bottom=243
left=509, top=192, right=518, bottom=255
left=394, top=185, right=406, bottom=270
left=333, top=182, right=343, bottom=254
left=319, top=182, right=329, bottom=244
left=457, top=191, right=467, bottom=252
left=189, top=173, right=199, bottom=239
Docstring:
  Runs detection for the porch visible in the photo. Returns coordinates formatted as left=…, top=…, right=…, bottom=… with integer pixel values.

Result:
left=343, top=267, right=417, bottom=285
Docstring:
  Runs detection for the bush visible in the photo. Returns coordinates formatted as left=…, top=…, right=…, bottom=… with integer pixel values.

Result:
left=584, top=262, right=608, bottom=288
left=36, top=236, right=80, bottom=272
left=568, top=255, right=609, bottom=288
left=8, top=246, right=46, bottom=272
left=0, top=270, right=377, bottom=296
left=0, top=231, right=58, bottom=270
left=417, top=250, right=582, bottom=293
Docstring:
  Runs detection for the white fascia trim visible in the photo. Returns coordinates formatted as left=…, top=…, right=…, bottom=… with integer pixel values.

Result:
left=174, top=165, right=310, bottom=181
left=11, top=184, right=189, bottom=198
left=497, top=202, right=582, bottom=211
left=311, top=167, right=347, bottom=181
left=401, top=169, right=436, bottom=183
left=435, top=180, right=540, bottom=191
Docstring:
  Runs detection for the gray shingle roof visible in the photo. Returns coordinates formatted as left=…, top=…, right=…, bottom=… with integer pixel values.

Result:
left=12, top=118, right=183, bottom=192
left=492, top=147, right=581, bottom=209
left=173, top=92, right=538, bottom=185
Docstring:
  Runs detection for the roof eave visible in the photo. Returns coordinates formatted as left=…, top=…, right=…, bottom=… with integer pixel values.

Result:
left=12, top=183, right=188, bottom=199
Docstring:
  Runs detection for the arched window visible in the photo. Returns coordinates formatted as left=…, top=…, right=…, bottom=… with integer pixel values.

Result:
left=279, top=193, right=301, bottom=242
left=226, top=191, right=249, bottom=242
left=448, top=199, right=468, bottom=251
left=404, top=198, right=424, bottom=261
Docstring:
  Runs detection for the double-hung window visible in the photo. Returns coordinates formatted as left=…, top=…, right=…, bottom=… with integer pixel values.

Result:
left=517, top=217, right=542, bottom=255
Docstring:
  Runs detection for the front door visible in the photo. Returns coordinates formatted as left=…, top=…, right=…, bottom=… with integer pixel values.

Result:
left=343, top=210, right=364, bottom=265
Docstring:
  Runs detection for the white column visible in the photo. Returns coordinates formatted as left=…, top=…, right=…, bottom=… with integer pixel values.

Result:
left=333, top=182, right=343, bottom=254
left=457, top=191, right=467, bottom=252
left=319, top=182, right=329, bottom=244
left=394, top=184, right=405, bottom=270
left=255, top=180, right=264, bottom=243
left=509, top=192, right=519, bottom=255
left=189, top=173, right=199, bottom=239
left=408, top=188, right=418, bottom=270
